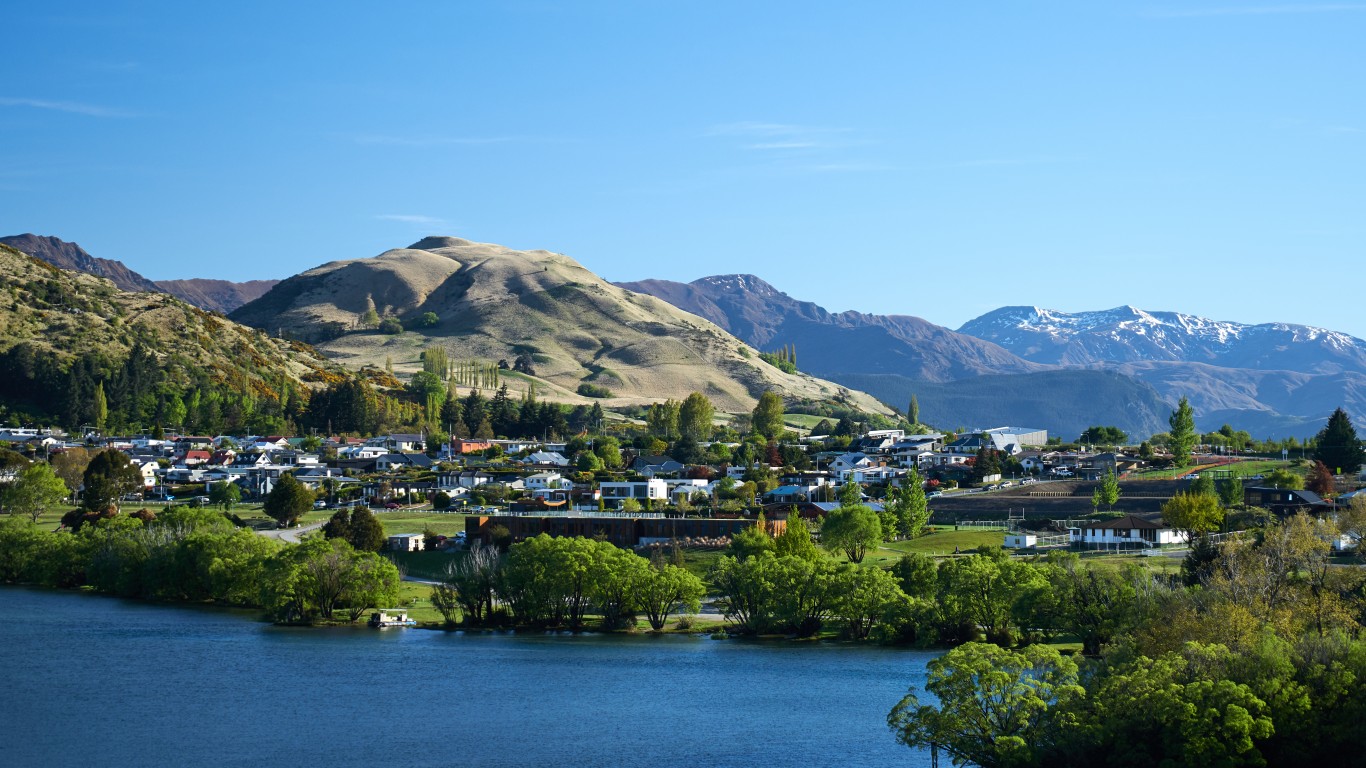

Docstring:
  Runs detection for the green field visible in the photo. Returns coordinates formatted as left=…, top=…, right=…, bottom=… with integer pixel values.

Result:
left=1130, top=459, right=1292, bottom=480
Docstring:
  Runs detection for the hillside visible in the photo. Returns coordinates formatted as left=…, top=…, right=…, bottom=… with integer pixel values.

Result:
left=154, top=278, right=280, bottom=314
left=0, top=233, right=161, bottom=294
left=618, top=275, right=1043, bottom=383
left=0, top=243, right=342, bottom=431
left=835, top=370, right=1171, bottom=440
left=231, top=237, right=893, bottom=415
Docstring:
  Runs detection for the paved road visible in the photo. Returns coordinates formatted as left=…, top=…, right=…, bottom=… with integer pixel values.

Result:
left=255, top=520, right=326, bottom=543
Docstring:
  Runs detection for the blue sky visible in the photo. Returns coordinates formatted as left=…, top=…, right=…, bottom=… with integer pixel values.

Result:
left=3, top=2, right=1363, bottom=336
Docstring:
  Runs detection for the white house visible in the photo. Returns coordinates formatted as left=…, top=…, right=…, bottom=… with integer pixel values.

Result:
left=524, top=472, right=572, bottom=492
left=1077, top=515, right=1187, bottom=548
left=387, top=533, right=425, bottom=552
left=600, top=480, right=668, bottom=508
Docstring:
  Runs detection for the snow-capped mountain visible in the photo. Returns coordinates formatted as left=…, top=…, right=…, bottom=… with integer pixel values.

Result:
left=959, top=305, right=1366, bottom=375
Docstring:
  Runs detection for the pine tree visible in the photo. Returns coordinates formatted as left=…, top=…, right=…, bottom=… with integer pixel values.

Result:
left=1312, top=407, right=1365, bottom=476
left=908, top=395, right=920, bottom=426
left=1168, top=397, right=1197, bottom=468
left=93, top=382, right=108, bottom=429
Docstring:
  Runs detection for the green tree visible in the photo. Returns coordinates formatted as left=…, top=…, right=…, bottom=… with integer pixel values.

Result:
left=1219, top=475, right=1244, bottom=508
left=636, top=562, right=706, bottom=631
left=1162, top=489, right=1224, bottom=535
left=887, top=470, right=930, bottom=539
left=1264, top=467, right=1303, bottom=490
left=820, top=504, right=882, bottom=563
left=834, top=564, right=910, bottom=640
left=1168, top=397, right=1197, bottom=468
left=2, top=462, right=69, bottom=523
left=888, top=642, right=1084, bottom=768
left=645, top=399, right=680, bottom=441
left=1079, top=425, right=1128, bottom=446
left=908, top=395, right=920, bottom=426
left=1311, top=407, right=1365, bottom=476
left=1096, top=468, right=1120, bottom=511
left=937, top=551, right=1045, bottom=646
left=728, top=514, right=777, bottom=559
left=49, top=447, right=92, bottom=495
left=379, top=317, right=403, bottom=334
left=322, top=506, right=386, bottom=552
left=752, top=391, right=785, bottom=440
left=263, top=473, right=313, bottom=528
left=93, top=382, right=108, bottom=429
left=773, top=511, right=819, bottom=561
left=208, top=480, right=241, bottom=512
left=81, top=449, right=142, bottom=512
left=593, top=436, right=623, bottom=469
left=678, top=392, right=715, bottom=442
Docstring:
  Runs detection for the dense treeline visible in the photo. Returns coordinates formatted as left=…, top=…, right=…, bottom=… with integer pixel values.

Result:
left=429, top=535, right=705, bottom=631
left=888, top=512, right=1366, bottom=768
left=0, top=509, right=399, bottom=623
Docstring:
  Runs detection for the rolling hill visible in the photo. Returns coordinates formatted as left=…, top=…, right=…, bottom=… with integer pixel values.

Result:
left=230, top=237, right=893, bottom=416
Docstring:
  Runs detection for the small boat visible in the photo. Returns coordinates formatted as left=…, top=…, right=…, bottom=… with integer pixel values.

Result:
left=368, top=610, right=416, bottom=628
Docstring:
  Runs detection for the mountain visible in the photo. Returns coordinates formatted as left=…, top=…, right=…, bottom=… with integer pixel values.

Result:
left=959, top=305, right=1366, bottom=374
left=616, top=275, right=1044, bottom=383
left=0, top=233, right=161, bottom=294
left=835, top=370, right=1171, bottom=440
left=1, top=233, right=280, bottom=314
left=958, top=306, right=1366, bottom=433
left=154, top=278, right=280, bottom=314
left=231, top=237, right=892, bottom=416
left=0, top=243, right=341, bottom=429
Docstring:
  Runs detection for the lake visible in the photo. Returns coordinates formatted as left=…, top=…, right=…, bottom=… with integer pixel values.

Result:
left=0, top=588, right=935, bottom=767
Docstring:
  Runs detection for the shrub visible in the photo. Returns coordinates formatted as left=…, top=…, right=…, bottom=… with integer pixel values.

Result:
left=379, top=317, right=403, bottom=334
left=576, top=383, right=614, bottom=398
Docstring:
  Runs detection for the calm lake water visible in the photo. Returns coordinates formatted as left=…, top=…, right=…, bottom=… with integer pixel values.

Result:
left=1, top=588, right=935, bottom=767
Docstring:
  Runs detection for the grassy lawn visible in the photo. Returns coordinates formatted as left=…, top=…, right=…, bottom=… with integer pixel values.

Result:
left=373, top=509, right=471, bottom=537
left=783, top=414, right=828, bottom=429
left=1130, top=459, right=1291, bottom=480
left=386, top=549, right=464, bottom=580
left=868, top=529, right=1007, bottom=562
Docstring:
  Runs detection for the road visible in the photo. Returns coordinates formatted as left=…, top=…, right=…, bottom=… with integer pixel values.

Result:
left=255, top=520, right=326, bottom=543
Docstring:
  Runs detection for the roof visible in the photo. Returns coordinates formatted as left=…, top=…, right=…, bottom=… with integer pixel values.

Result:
left=1084, top=514, right=1168, bottom=530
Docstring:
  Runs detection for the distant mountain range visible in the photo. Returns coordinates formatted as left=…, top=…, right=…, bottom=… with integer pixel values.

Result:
left=0, top=234, right=278, bottom=314
left=8, top=230, right=1359, bottom=437
left=624, top=276, right=1363, bottom=437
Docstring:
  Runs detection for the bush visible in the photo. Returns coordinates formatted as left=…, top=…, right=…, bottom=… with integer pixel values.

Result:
left=379, top=317, right=403, bottom=334
left=576, top=383, right=614, bottom=398
left=433, top=491, right=451, bottom=510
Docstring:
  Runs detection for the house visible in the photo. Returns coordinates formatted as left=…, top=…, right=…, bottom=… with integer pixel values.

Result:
left=451, top=438, right=493, bottom=454
left=384, top=433, right=426, bottom=452
left=525, top=472, right=572, bottom=492
left=438, top=470, right=493, bottom=490
left=181, top=450, right=212, bottom=466
left=523, top=451, right=569, bottom=467
left=600, top=480, right=669, bottom=508
left=630, top=455, right=685, bottom=477
left=387, top=533, right=425, bottom=552
left=1077, top=515, right=1187, bottom=548
left=375, top=453, right=435, bottom=472
left=663, top=478, right=710, bottom=503
left=829, top=452, right=873, bottom=475
left=1243, top=486, right=1332, bottom=517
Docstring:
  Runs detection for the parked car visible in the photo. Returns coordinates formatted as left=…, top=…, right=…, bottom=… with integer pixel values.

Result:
left=927, top=491, right=943, bottom=498
left=384, top=502, right=401, bottom=509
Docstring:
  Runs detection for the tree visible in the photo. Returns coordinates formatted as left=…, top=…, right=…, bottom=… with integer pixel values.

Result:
left=2, top=462, right=69, bottom=523
left=1162, top=490, right=1223, bottom=535
left=678, top=392, right=715, bottom=442
left=774, top=511, right=819, bottom=561
left=834, top=564, right=910, bottom=640
left=379, top=317, right=403, bottom=334
left=888, top=642, right=1083, bottom=768
left=821, top=504, right=882, bottom=563
left=645, top=399, right=680, bottom=441
left=752, top=391, right=785, bottom=440
left=908, top=395, right=920, bottom=426
left=1168, top=397, right=1197, bottom=468
left=1219, top=475, right=1245, bottom=509
left=263, top=473, right=313, bottom=528
left=416, top=311, right=439, bottom=328
left=887, top=469, right=930, bottom=539
left=728, top=514, right=776, bottom=559
left=1264, top=467, right=1303, bottom=490
left=49, top=447, right=92, bottom=495
left=1312, top=407, right=1365, bottom=476
left=1096, top=468, right=1120, bottom=511
left=208, top=480, right=241, bottom=512
left=636, top=562, right=706, bottom=631
left=1079, top=425, right=1127, bottom=446
left=1306, top=460, right=1336, bottom=497
left=593, top=437, right=622, bottom=469
left=93, top=381, right=108, bottom=429
left=322, top=506, right=386, bottom=552
left=81, top=449, right=142, bottom=512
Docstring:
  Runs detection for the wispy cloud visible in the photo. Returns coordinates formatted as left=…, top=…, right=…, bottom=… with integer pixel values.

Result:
left=1145, top=4, right=1366, bottom=17
left=375, top=214, right=447, bottom=225
left=707, top=121, right=853, bottom=151
left=0, top=97, right=133, bottom=118
left=352, top=134, right=520, bottom=147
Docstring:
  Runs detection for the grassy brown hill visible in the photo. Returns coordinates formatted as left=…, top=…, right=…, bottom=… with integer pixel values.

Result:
left=0, top=243, right=343, bottom=428
left=231, top=236, right=893, bottom=415
left=1, top=233, right=162, bottom=294
left=154, top=278, right=280, bottom=314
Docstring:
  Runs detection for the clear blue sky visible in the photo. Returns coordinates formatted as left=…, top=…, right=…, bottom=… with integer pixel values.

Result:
left=3, top=2, right=1363, bottom=336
